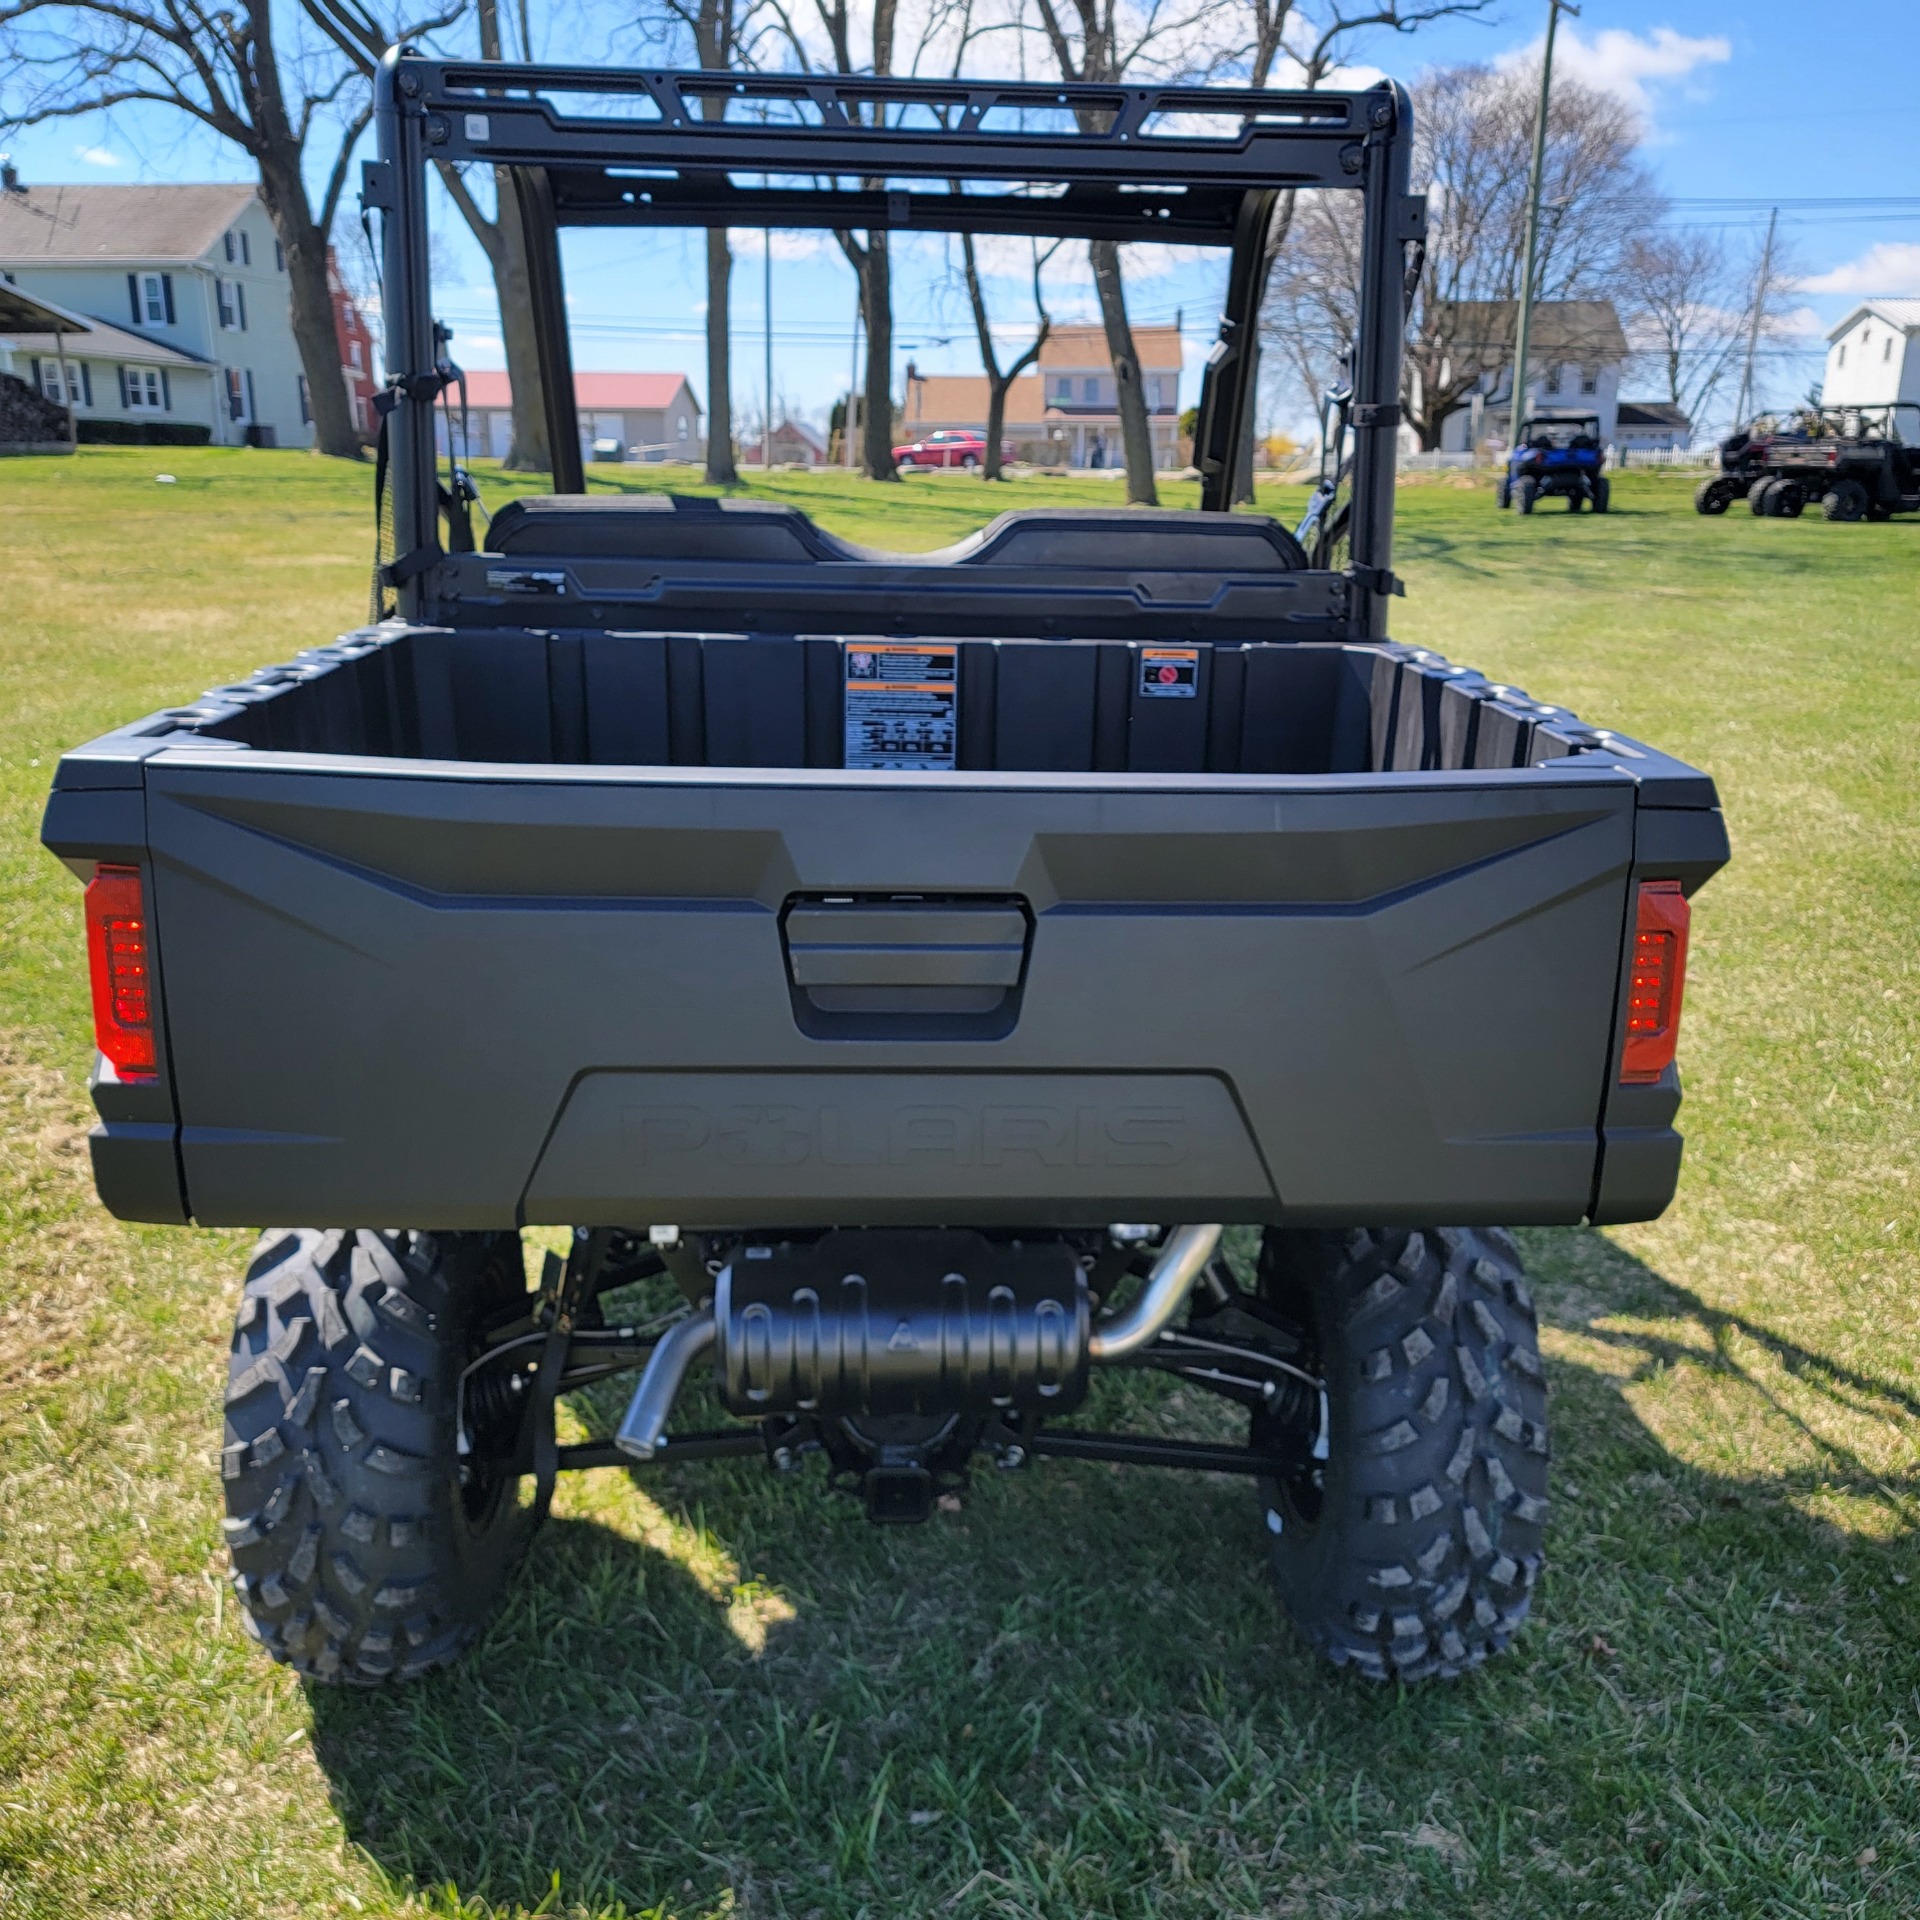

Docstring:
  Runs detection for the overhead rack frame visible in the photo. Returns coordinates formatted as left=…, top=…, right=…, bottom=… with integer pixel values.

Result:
left=366, top=52, right=1423, bottom=633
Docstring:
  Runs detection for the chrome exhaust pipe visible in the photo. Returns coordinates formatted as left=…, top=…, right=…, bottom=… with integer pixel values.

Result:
left=1088, top=1225, right=1223, bottom=1362
left=613, top=1311, right=716, bottom=1461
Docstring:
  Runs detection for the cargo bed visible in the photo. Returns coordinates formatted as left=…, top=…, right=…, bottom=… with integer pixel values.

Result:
left=44, top=608, right=1727, bottom=1234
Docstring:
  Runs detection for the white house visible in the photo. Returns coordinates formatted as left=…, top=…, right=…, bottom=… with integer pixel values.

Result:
left=1613, top=400, right=1692, bottom=453
left=0, top=281, right=212, bottom=440
left=1823, top=301, right=1920, bottom=413
left=1436, top=300, right=1629, bottom=452
left=0, top=176, right=310, bottom=447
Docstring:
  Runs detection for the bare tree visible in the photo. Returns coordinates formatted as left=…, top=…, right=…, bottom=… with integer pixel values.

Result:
left=639, top=0, right=756, bottom=483
left=958, top=233, right=1057, bottom=479
left=1618, top=228, right=1743, bottom=432
left=794, top=0, right=903, bottom=479
left=1225, top=1, right=1493, bottom=499
left=1263, top=61, right=1658, bottom=450
left=0, top=0, right=456, bottom=458
left=1026, top=0, right=1165, bottom=502
left=306, top=0, right=555, bottom=471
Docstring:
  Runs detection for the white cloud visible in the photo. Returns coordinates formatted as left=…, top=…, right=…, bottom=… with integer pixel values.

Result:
left=1498, top=26, right=1730, bottom=118
left=730, top=229, right=832, bottom=262
left=1799, top=243, right=1920, bottom=298
left=75, top=144, right=121, bottom=168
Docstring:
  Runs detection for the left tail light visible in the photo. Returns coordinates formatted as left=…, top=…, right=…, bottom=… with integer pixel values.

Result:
left=85, top=864, right=157, bottom=1079
left=1619, top=880, right=1690, bottom=1085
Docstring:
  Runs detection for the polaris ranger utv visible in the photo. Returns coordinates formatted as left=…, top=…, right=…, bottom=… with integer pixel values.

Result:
left=1695, top=404, right=1920, bottom=520
left=1497, top=414, right=1610, bottom=514
left=42, top=54, right=1727, bottom=1687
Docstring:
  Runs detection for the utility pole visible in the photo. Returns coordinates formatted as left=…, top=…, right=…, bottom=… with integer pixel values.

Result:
left=1735, top=207, right=1778, bottom=427
left=763, top=229, right=774, bottom=472
left=1508, top=0, right=1577, bottom=448
left=845, top=297, right=862, bottom=469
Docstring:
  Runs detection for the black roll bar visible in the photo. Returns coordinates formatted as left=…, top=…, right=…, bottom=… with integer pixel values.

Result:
left=370, top=51, right=1417, bottom=633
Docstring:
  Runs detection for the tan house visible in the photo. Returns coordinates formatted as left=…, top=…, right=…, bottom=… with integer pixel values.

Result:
left=901, top=323, right=1184, bottom=468
left=442, top=369, right=703, bottom=463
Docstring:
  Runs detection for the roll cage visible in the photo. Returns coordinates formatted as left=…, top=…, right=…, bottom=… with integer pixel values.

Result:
left=364, top=51, right=1423, bottom=635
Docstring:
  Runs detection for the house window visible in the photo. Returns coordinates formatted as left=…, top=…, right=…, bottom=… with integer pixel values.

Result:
left=1051, top=376, right=1071, bottom=401
left=225, top=368, right=247, bottom=421
left=1544, top=364, right=1562, bottom=395
left=122, top=367, right=166, bottom=410
left=1082, top=376, right=1099, bottom=403
left=1838, top=345, right=1847, bottom=367
left=218, top=280, right=238, bottom=329
left=141, top=273, right=167, bottom=324
left=1580, top=366, right=1598, bottom=395
left=1886, top=338, right=1895, bottom=363
left=39, top=360, right=83, bottom=405
left=224, top=231, right=236, bottom=263
left=298, top=373, right=312, bottom=425
left=677, top=413, right=688, bottom=440
left=348, top=339, right=362, bottom=371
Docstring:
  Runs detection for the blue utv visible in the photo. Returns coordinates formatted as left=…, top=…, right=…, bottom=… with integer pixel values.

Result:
left=1497, top=413, right=1611, bottom=514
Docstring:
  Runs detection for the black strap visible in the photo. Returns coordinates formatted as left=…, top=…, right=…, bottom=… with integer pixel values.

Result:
left=369, top=406, right=392, bottom=621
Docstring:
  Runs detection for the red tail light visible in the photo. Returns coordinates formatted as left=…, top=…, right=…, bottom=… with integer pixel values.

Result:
left=85, top=864, right=157, bottom=1078
left=1619, top=880, right=1689, bottom=1084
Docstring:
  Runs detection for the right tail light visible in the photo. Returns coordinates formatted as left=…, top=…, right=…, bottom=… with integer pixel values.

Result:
left=1619, top=880, right=1690, bottom=1085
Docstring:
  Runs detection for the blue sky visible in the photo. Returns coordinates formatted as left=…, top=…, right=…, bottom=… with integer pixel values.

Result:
left=7, top=0, right=1917, bottom=434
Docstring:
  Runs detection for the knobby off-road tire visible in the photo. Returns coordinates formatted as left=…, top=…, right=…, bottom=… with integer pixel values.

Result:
left=1748, top=477, right=1775, bottom=514
left=1822, top=479, right=1868, bottom=522
left=1516, top=477, right=1537, bottom=515
left=1694, top=476, right=1734, bottom=514
left=1253, top=1226, right=1549, bottom=1682
left=1495, top=478, right=1511, bottom=509
left=1591, top=475, right=1611, bottom=513
left=222, top=1227, right=531, bottom=1683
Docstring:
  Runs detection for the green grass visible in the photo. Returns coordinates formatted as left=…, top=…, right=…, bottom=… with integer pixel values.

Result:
left=2, top=445, right=1917, bottom=1918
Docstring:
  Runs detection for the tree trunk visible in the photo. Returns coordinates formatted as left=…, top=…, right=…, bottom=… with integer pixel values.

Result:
left=705, top=227, right=738, bottom=483
left=492, top=173, right=548, bottom=471
left=257, top=157, right=361, bottom=459
left=451, top=0, right=549, bottom=471
left=1089, top=239, right=1156, bottom=505
left=983, top=375, right=1009, bottom=481
left=861, top=233, right=897, bottom=480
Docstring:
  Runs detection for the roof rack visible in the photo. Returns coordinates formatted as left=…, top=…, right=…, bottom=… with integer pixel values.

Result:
left=367, top=51, right=1421, bottom=634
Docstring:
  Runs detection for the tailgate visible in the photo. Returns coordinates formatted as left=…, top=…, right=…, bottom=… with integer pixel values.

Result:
left=138, top=754, right=1637, bottom=1229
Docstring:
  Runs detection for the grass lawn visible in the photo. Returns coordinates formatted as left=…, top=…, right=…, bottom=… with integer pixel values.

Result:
left=1, top=446, right=1916, bottom=1918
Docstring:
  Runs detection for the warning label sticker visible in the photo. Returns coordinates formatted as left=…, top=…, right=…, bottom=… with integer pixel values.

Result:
left=843, top=643, right=959, bottom=769
left=1139, top=646, right=1200, bottom=699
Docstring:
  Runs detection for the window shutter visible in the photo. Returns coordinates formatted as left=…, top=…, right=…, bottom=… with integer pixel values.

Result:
left=80, top=364, right=92, bottom=406
left=127, top=274, right=140, bottom=325
left=162, top=275, right=175, bottom=324
left=160, top=369, right=171, bottom=411
left=240, top=231, right=250, bottom=266
left=117, top=366, right=129, bottom=407
left=237, top=283, right=247, bottom=330
left=275, top=240, right=285, bottom=271
left=245, top=369, right=256, bottom=420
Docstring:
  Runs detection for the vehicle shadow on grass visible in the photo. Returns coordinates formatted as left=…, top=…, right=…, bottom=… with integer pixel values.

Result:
left=307, top=1229, right=1920, bottom=1920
